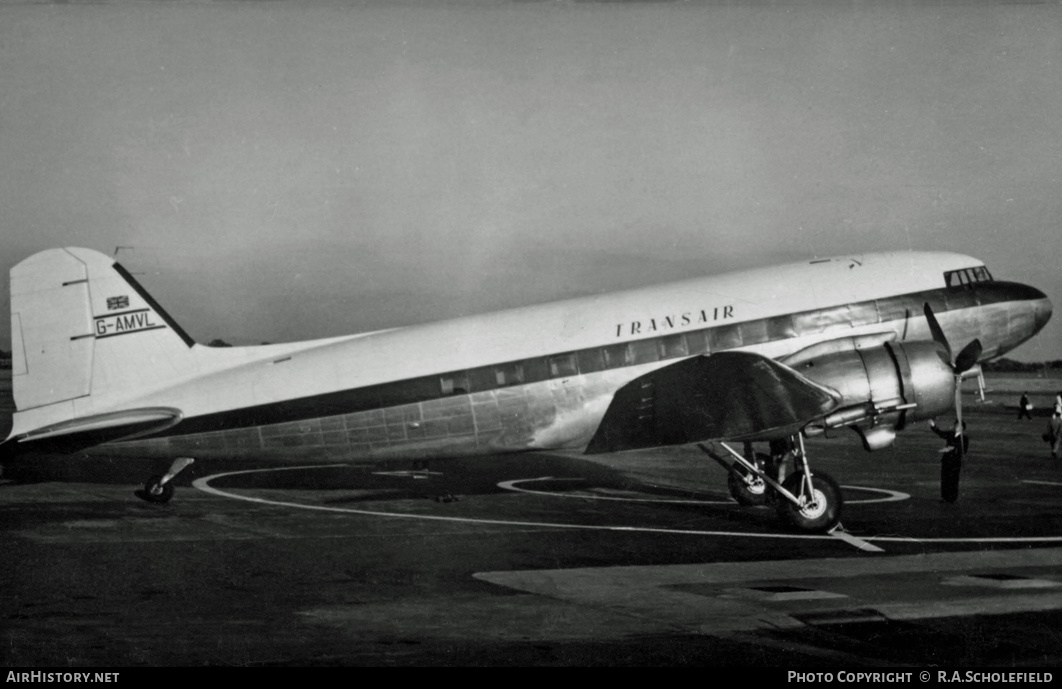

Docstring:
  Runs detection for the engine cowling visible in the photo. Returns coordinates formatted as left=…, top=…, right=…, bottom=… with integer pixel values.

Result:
left=788, top=340, right=956, bottom=450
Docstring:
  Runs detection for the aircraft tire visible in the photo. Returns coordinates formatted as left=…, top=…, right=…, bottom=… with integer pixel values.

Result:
left=727, top=463, right=768, bottom=506
left=775, top=470, right=842, bottom=533
left=142, top=475, right=175, bottom=504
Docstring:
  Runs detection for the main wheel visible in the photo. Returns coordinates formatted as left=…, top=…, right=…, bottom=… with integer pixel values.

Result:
left=727, top=463, right=768, bottom=506
left=142, top=475, right=175, bottom=504
left=775, top=470, right=842, bottom=533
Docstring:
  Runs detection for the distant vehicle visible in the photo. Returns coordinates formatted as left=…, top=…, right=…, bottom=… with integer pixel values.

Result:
left=0, top=248, right=1051, bottom=532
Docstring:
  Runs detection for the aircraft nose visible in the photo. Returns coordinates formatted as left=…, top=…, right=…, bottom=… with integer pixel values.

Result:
left=1032, top=292, right=1053, bottom=333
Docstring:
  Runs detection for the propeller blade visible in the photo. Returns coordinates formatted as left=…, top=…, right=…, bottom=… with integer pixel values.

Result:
left=954, top=339, right=983, bottom=375
left=923, top=303, right=953, bottom=364
left=955, top=340, right=981, bottom=459
left=954, top=379, right=965, bottom=461
left=924, top=303, right=982, bottom=374
left=954, top=379, right=963, bottom=430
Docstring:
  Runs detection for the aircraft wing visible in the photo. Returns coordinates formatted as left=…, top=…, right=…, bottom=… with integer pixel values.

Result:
left=585, top=351, right=842, bottom=454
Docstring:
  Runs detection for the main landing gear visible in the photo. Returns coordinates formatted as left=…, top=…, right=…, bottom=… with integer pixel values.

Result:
left=699, top=436, right=843, bottom=533
left=137, top=457, right=195, bottom=504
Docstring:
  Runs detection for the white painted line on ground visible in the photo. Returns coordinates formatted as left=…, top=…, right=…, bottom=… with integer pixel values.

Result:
left=838, top=486, right=910, bottom=504
left=479, top=547, right=1062, bottom=586
left=499, top=477, right=910, bottom=506
left=866, top=534, right=1062, bottom=544
left=830, top=528, right=886, bottom=553
left=372, top=470, right=443, bottom=478
left=498, top=477, right=733, bottom=504
left=192, top=466, right=834, bottom=542
left=193, top=465, right=1062, bottom=547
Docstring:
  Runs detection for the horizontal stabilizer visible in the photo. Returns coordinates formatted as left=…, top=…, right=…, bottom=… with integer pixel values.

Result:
left=585, top=352, right=841, bottom=454
left=5, top=407, right=183, bottom=456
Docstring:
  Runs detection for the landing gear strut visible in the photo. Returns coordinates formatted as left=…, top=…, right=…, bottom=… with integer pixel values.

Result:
left=699, top=436, right=843, bottom=533
left=137, top=457, right=195, bottom=504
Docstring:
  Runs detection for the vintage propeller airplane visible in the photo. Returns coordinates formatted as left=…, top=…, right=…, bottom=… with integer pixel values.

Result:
left=0, top=247, right=1052, bottom=532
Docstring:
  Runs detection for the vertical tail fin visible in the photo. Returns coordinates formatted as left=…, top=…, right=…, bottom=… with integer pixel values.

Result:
left=9, top=247, right=197, bottom=413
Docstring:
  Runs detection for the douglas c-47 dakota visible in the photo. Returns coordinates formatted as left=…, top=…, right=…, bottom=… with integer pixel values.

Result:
left=0, top=248, right=1052, bottom=532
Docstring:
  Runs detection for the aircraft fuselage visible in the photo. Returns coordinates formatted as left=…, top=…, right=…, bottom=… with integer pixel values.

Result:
left=3, top=250, right=1052, bottom=467
left=6, top=250, right=1041, bottom=465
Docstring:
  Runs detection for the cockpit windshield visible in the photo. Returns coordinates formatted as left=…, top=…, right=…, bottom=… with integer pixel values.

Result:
left=945, top=266, right=993, bottom=288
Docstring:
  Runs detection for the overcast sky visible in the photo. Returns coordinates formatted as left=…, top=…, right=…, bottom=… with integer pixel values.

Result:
left=1, top=1, right=1059, bottom=361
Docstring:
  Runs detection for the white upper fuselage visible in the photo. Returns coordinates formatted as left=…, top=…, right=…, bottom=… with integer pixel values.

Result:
left=70, top=253, right=987, bottom=419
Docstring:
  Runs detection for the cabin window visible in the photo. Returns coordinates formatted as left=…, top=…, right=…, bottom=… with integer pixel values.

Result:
left=810, top=304, right=854, bottom=330
left=628, top=339, right=660, bottom=364
left=766, top=315, right=796, bottom=340
left=380, top=376, right=440, bottom=406
left=549, top=353, right=578, bottom=377
left=601, top=343, right=631, bottom=369
left=659, top=333, right=688, bottom=359
left=685, top=329, right=709, bottom=355
left=440, top=373, right=469, bottom=396
left=466, top=366, right=496, bottom=392
left=577, top=348, right=606, bottom=373
left=791, top=311, right=826, bottom=335
left=738, top=320, right=768, bottom=347
left=495, top=362, right=525, bottom=387
left=522, top=357, right=550, bottom=383
left=708, top=323, right=742, bottom=351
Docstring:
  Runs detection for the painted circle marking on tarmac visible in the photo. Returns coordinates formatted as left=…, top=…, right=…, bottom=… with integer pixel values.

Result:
left=499, top=477, right=910, bottom=505
left=192, top=464, right=1062, bottom=547
left=193, top=465, right=830, bottom=541
left=499, top=477, right=734, bottom=505
left=840, top=486, right=910, bottom=504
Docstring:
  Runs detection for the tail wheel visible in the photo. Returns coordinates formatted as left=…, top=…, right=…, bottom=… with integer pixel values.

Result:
left=727, top=463, right=768, bottom=506
left=142, top=475, right=175, bottom=504
left=775, top=470, right=842, bottom=533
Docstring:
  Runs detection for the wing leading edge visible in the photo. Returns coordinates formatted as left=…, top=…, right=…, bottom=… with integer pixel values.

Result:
left=585, top=352, right=842, bottom=454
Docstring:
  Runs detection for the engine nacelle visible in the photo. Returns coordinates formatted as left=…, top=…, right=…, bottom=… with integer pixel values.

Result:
left=789, top=341, right=956, bottom=449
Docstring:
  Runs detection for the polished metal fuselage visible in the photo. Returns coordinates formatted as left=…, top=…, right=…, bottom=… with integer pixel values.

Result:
left=86, top=253, right=1050, bottom=464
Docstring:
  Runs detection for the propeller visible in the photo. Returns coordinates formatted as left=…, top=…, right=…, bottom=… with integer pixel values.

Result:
left=923, top=303, right=982, bottom=453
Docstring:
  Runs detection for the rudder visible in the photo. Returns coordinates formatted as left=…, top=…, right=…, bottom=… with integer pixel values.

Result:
left=9, top=247, right=197, bottom=413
